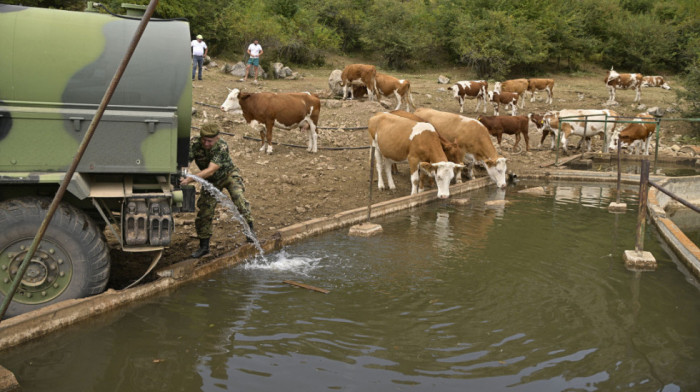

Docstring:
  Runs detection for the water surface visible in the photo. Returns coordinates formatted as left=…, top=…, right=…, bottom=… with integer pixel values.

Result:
left=3, top=183, right=699, bottom=391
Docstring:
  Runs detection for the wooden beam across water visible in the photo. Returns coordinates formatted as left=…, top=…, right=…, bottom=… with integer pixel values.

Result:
left=283, top=280, right=330, bottom=294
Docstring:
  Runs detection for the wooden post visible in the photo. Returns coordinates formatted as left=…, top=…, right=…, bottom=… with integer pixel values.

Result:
left=635, top=160, right=650, bottom=252
left=616, top=138, right=622, bottom=204
left=367, top=145, right=375, bottom=222
left=348, top=145, right=383, bottom=237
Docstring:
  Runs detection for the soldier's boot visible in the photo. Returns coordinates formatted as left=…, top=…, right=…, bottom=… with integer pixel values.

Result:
left=191, top=238, right=210, bottom=258
left=246, top=221, right=256, bottom=243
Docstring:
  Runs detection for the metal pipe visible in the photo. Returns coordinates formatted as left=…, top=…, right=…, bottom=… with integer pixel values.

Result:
left=0, top=0, right=159, bottom=321
left=653, top=118, right=661, bottom=173
left=635, top=160, right=650, bottom=252
left=648, top=179, right=700, bottom=214
left=367, top=146, right=376, bottom=222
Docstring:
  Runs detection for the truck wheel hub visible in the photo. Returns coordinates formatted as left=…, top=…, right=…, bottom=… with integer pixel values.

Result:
left=1, top=239, right=73, bottom=304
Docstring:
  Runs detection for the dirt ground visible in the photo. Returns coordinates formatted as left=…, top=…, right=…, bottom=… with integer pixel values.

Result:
left=109, top=61, right=694, bottom=288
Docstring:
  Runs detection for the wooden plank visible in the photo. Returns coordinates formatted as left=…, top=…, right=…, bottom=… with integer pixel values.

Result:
left=283, top=280, right=330, bottom=294
left=540, top=153, right=583, bottom=168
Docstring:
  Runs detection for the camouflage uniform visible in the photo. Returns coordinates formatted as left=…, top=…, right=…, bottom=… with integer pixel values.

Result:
left=189, top=137, right=253, bottom=239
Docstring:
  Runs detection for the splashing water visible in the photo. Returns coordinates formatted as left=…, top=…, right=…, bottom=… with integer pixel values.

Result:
left=243, top=249, right=322, bottom=274
left=185, top=174, right=266, bottom=258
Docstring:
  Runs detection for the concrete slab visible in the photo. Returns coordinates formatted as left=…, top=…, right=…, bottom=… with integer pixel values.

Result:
left=608, top=202, right=627, bottom=212
left=623, top=250, right=657, bottom=270
left=348, top=222, right=383, bottom=237
left=519, top=186, right=546, bottom=196
left=0, top=365, right=20, bottom=392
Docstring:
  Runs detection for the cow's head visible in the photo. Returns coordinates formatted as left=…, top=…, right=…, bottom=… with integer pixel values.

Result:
left=483, top=157, right=507, bottom=189
left=487, top=91, right=496, bottom=102
left=419, top=161, right=464, bottom=199
left=528, top=113, right=546, bottom=131
left=220, top=88, right=242, bottom=112
left=493, top=82, right=502, bottom=93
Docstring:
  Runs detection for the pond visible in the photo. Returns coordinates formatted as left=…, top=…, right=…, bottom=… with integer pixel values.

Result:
left=3, top=183, right=699, bottom=392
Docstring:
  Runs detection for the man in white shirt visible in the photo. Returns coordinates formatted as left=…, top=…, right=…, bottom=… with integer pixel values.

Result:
left=191, top=34, right=208, bottom=81
left=243, top=40, right=263, bottom=83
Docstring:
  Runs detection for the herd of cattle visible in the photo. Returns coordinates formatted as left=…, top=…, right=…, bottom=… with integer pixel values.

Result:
left=219, top=63, right=672, bottom=198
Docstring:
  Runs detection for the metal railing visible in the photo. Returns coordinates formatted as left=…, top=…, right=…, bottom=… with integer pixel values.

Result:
left=553, top=114, right=700, bottom=169
left=634, top=159, right=699, bottom=254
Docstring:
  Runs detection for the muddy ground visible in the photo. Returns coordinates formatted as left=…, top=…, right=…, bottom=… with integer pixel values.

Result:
left=108, top=61, right=694, bottom=288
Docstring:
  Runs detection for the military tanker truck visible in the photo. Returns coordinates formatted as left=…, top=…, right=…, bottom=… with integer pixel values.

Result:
left=0, top=4, right=194, bottom=317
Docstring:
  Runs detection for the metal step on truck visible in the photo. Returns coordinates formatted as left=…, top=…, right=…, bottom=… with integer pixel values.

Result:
left=0, top=3, right=194, bottom=317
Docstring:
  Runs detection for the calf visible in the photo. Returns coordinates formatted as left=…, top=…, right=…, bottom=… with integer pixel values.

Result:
left=641, top=76, right=671, bottom=90
left=341, top=64, right=379, bottom=101
left=545, top=109, right=619, bottom=154
left=367, top=112, right=463, bottom=198
left=488, top=91, right=519, bottom=116
left=447, top=80, right=488, bottom=113
left=608, top=112, right=657, bottom=155
left=221, top=88, right=320, bottom=154
left=494, top=78, right=528, bottom=108
left=477, top=115, right=530, bottom=151
left=376, top=73, right=416, bottom=111
left=527, top=78, right=554, bottom=104
left=415, top=108, right=508, bottom=188
left=605, top=67, right=643, bottom=104
left=528, top=112, right=554, bottom=148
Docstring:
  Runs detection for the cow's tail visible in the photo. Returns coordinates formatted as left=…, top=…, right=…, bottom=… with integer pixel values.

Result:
left=371, top=75, right=379, bottom=102
left=406, top=82, right=417, bottom=111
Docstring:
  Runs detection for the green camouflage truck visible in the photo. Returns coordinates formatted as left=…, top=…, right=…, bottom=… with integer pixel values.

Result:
left=0, top=4, right=193, bottom=317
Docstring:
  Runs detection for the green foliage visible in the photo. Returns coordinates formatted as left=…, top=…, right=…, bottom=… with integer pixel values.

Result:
left=7, top=0, right=699, bottom=76
left=678, top=59, right=700, bottom=137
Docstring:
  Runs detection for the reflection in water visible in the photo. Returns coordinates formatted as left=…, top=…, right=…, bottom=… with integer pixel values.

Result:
left=2, top=183, right=699, bottom=391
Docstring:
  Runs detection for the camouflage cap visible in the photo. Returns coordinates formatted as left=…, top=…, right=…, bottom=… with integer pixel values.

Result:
left=200, top=123, right=219, bottom=137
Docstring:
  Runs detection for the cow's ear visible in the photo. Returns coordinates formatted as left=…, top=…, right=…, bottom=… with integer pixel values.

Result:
left=419, top=162, right=432, bottom=174
left=240, top=93, right=251, bottom=100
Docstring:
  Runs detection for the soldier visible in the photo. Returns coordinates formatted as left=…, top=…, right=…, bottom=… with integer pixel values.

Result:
left=180, top=123, right=254, bottom=258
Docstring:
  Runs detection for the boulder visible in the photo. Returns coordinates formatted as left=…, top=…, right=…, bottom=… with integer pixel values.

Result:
left=438, top=75, right=450, bottom=84
left=271, top=62, right=285, bottom=79
left=329, top=69, right=344, bottom=97
left=227, top=61, right=267, bottom=79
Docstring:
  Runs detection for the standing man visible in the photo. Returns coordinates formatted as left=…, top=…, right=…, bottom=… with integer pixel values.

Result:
left=243, top=39, right=263, bottom=83
left=180, top=123, right=255, bottom=258
left=191, top=34, right=208, bottom=81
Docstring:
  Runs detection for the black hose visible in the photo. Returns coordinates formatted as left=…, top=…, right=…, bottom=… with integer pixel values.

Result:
left=243, top=136, right=370, bottom=150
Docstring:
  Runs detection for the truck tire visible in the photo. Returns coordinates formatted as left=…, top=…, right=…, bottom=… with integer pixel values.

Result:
left=0, top=197, right=110, bottom=318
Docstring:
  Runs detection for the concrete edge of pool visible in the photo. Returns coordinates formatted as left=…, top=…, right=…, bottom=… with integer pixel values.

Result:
left=0, top=170, right=697, bottom=354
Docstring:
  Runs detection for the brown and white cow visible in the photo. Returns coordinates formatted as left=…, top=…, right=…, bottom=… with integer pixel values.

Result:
left=415, top=108, right=508, bottom=188
left=220, top=88, right=320, bottom=154
left=488, top=91, right=519, bottom=116
left=341, top=64, right=379, bottom=101
left=527, top=78, right=554, bottom=104
left=641, top=76, right=671, bottom=90
left=608, top=112, right=657, bottom=155
left=477, top=115, right=530, bottom=151
left=367, top=112, right=464, bottom=198
left=494, top=78, right=528, bottom=108
left=528, top=112, right=558, bottom=149
left=375, top=73, right=416, bottom=111
left=447, top=80, right=488, bottom=114
left=605, top=67, right=643, bottom=104
left=390, top=110, right=465, bottom=182
left=544, top=109, right=619, bottom=154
